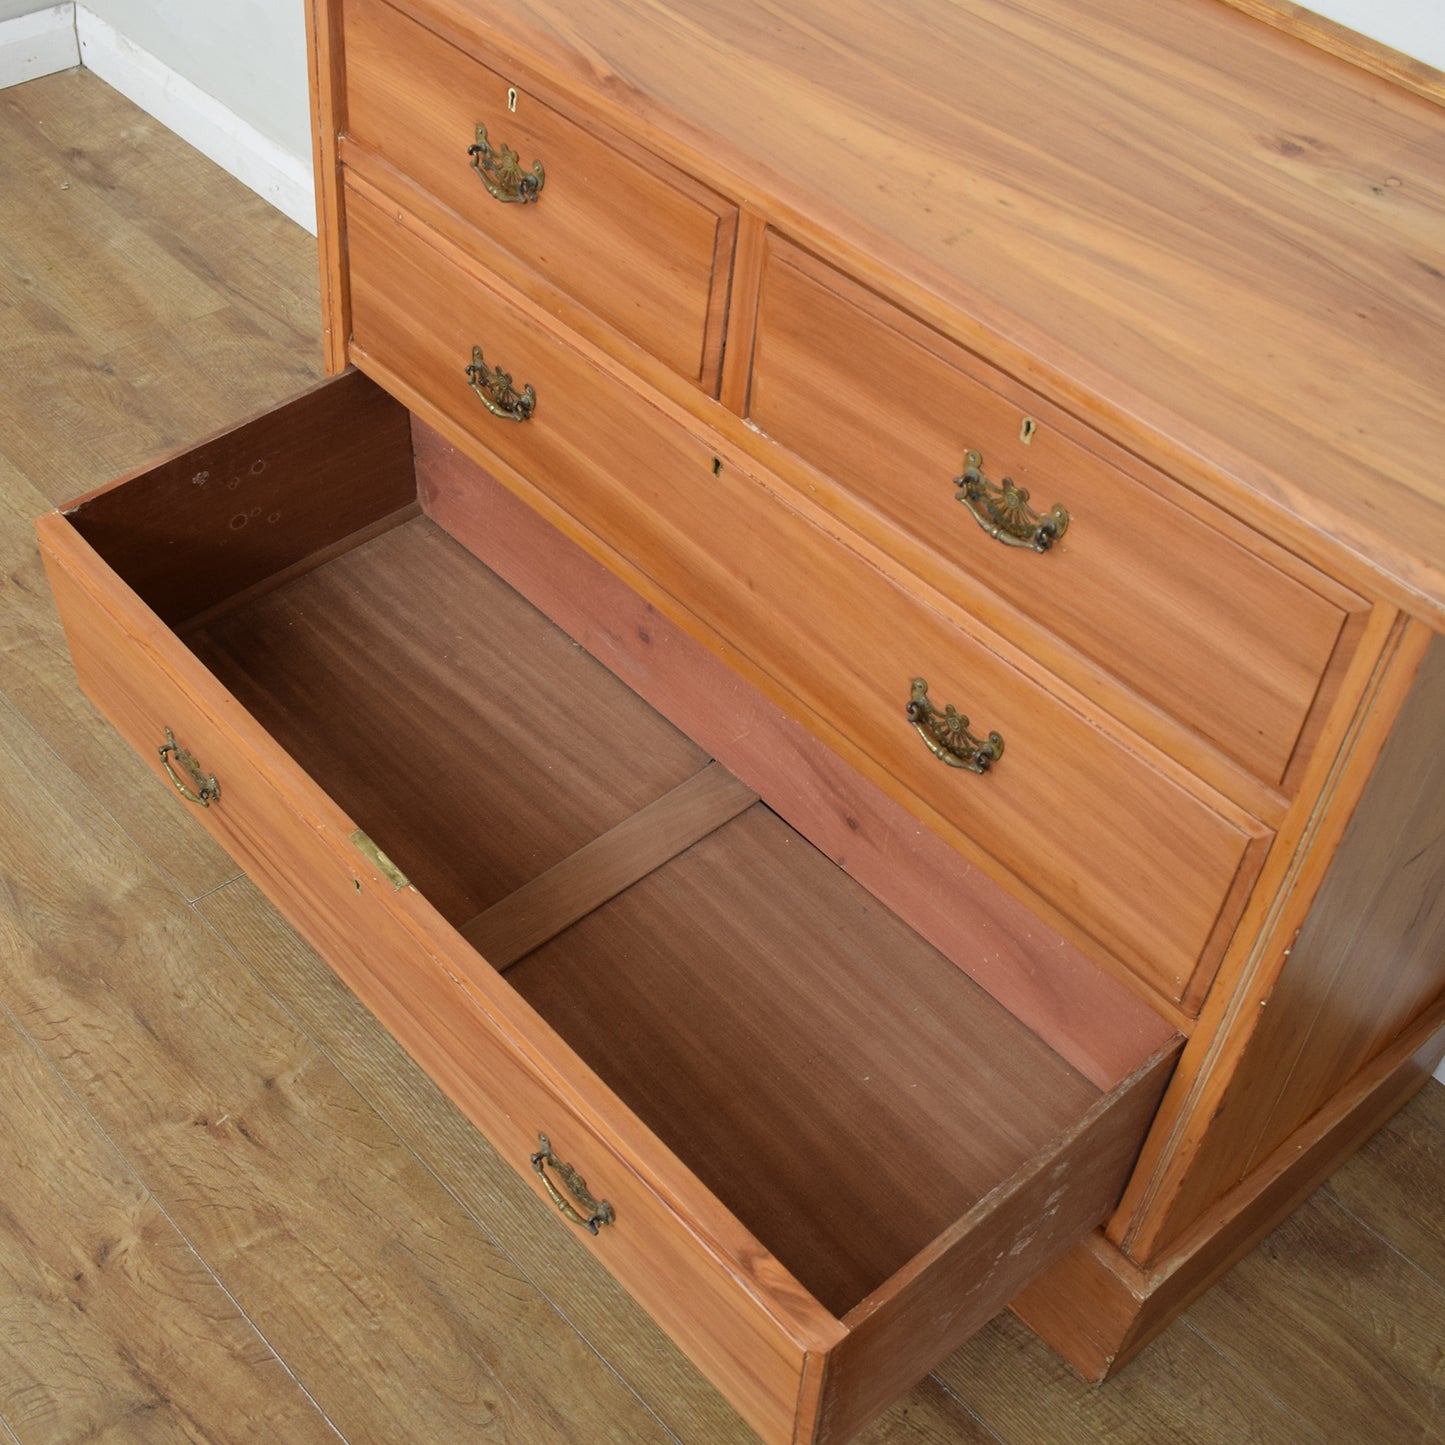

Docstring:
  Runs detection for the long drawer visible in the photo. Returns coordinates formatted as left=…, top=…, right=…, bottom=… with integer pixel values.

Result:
left=340, top=0, right=736, bottom=388
left=39, top=370, right=1176, bottom=1445
left=343, top=178, right=1270, bottom=1006
left=747, top=234, right=1363, bottom=793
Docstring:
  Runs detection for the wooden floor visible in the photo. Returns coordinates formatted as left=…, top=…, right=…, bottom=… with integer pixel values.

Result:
left=1, top=67, right=1443, bottom=1445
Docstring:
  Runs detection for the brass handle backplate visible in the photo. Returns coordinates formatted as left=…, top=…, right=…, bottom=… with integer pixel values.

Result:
left=468, top=123, right=544, bottom=203
left=158, top=727, right=220, bottom=807
left=465, top=345, right=536, bottom=422
left=954, top=449, right=1069, bottom=552
left=906, top=678, right=1003, bottom=773
left=531, top=1134, right=615, bottom=1235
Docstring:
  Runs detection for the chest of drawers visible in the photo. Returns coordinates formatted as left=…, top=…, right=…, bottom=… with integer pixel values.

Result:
left=38, top=0, right=1445, bottom=1439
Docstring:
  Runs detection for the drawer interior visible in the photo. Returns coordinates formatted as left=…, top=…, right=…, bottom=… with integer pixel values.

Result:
left=59, top=370, right=1173, bottom=1342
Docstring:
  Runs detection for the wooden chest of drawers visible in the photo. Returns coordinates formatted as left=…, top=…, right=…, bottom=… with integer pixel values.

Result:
left=39, top=0, right=1445, bottom=1439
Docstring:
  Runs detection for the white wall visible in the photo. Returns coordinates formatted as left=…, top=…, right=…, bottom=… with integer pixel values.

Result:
left=0, top=1, right=54, bottom=20
left=1307, top=1, right=1445, bottom=71
left=80, top=0, right=308, bottom=159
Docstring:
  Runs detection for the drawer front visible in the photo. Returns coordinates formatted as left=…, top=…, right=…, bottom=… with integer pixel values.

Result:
left=748, top=236, right=1356, bottom=789
left=344, top=185, right=1268, bottom=1006
left=38, top=496, right=828, bottom=1445
left=342, top=0, right=734, bottom=387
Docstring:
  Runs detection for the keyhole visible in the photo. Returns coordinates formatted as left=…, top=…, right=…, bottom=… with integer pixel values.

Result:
left=507, top=87, right=518, bottom=112
left=1020, top=417, right=1037, bottom=444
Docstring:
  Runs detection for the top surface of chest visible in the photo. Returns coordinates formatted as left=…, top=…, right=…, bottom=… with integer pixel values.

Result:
left=401, top=0, right=1445, bottom=623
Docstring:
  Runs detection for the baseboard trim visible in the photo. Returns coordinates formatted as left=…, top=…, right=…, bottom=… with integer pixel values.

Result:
left=73, top=5, right=314, bottom=233
left=0, top=4, right=79, bottom=89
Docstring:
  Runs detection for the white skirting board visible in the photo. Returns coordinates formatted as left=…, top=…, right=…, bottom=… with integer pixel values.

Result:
left=72, top=5, right=315, bottom=233
left=0, top=4, right=79, bottom=87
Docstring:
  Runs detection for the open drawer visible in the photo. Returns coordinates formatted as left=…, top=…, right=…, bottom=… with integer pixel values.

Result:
left=37, top=370, right=1178, bottom=1445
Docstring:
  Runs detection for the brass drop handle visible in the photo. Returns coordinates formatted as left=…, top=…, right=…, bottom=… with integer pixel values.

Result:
left=468, top=123, right=544, bottom=203
left=906, top=678, right=1003, bottom=773
left=531, top=1134, right=615, bottom=1235
left=465, top=345, right=536, bottom=422
left=158, top=727, right=220, bottom=807
left=954, top=449, right=1069, bottom=552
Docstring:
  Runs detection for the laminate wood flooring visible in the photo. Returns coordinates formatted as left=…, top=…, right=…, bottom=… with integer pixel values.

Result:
left=1, top=66, right=1442, bottom=1445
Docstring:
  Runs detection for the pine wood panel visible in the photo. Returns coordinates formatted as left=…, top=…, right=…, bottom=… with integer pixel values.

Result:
left=342, top=0, right=735, bottom=387
left=461, top=762, right=758, bottom=965
left=748, top=233, right=1360, bottom=791
left=344, top=180, right=1269, bottom=1009
left=0, top=992, right=340, bottom=1445
left=403, top=0, right=1445, bottom=624
left=416, top=421, right=1178, bottom=1085
left=184, top=514, right=708, bottom=926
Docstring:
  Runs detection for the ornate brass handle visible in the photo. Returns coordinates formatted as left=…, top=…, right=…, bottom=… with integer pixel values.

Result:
left=468, top=123, right=544, bottom=203
left=906, top=679, right=1003, bottom=773
left=158, top=727, right=220, bottom=807
left=465, top=345, right=536, bottom=422
left=954, top=449, right=1069, bottom=553
left=531, top=1134, right=615, bottom=1235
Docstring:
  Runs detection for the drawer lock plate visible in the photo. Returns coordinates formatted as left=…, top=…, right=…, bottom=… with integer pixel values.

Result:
left=907, top=678, right=1004, bottom=773
left=531, top=1133, right=616, bottom=1234
left=349, top=829, right=410, bottom=890
left=954, top=449, right=1069, bottom=552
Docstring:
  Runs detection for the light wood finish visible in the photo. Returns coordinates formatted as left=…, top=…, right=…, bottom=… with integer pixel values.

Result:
left=415, top=422, right=1179, bottom=1086
left=342, top=0, right=736, bottom=387
left=1213, top=0, right=1445, bottom=108
left=344, top=178, right=1270, bottom=1010
left=748, top=234, right=1364, bottom=793
left=13, top=69, right=1445, bottom=1445
left=396, top=0, right=1445, bottom=626
left=40, top=370, right=1175, bottom=1441
left=461, top=763, right=759, bottom=966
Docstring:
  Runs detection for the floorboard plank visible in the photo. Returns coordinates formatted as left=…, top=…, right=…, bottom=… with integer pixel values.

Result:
left=0, top=690, right=674, bottom=1445
left=1324, top=1081, right=1445, bottom=1283
left=1183, top=1191, right=1445, bottom=1444
left=0, top=1000, right=344, bottom=1445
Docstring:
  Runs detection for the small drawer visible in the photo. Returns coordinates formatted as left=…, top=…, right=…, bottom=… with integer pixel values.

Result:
left=747, top=235, right=1363, bottom=791
left=39, top=370, right=1177, bottom=1444
left=344, top=182, right=1270, bottom=1007
left=340, top=0, right=735, bottom=388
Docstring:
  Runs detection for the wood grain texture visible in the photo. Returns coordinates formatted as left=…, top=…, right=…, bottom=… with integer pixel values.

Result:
left=748, top=233, right=1361, bottom=792
left=0, top=72, right=321, bottom=504
left=16, top=68, right=1445, bottom=1445
left=0, top=994, right=340, bottom=1445
left=0, top=687, right=677, bottom=1445
left=343, top=0, right=736, bottom=387
left=509, top=803, right=1106, bottom=1315
left=416, top=421, right=1178, bottom=1084
left=398, top=0, right=1445, bottom=624
left=186, top=513, right=708, bottom=926
left=461, top=762, right=758, bottom=966
left=345, top=181, right=1268, bottom=1009
left=1114, top=624, right=1445, bottom=1258
left=1213, top=0, right=1445, bottom=107
left=66, top=369, right=416, bottom=625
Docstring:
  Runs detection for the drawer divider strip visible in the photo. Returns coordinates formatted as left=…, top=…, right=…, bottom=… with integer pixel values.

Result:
left=460, top=762, right=757, bottom=968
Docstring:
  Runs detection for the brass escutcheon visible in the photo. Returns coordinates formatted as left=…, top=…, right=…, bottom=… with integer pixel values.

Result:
left=906, top=678, right=1003, bottom=773
left=465, top=345, right=536, bottom=422
left=158, top=727, right=220, bottom=807
left=468, top=123, right=544, bottom=203
left=954, top=449, right=1069, bottom=552
left=531, top=1133, right=615, bottom=1235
